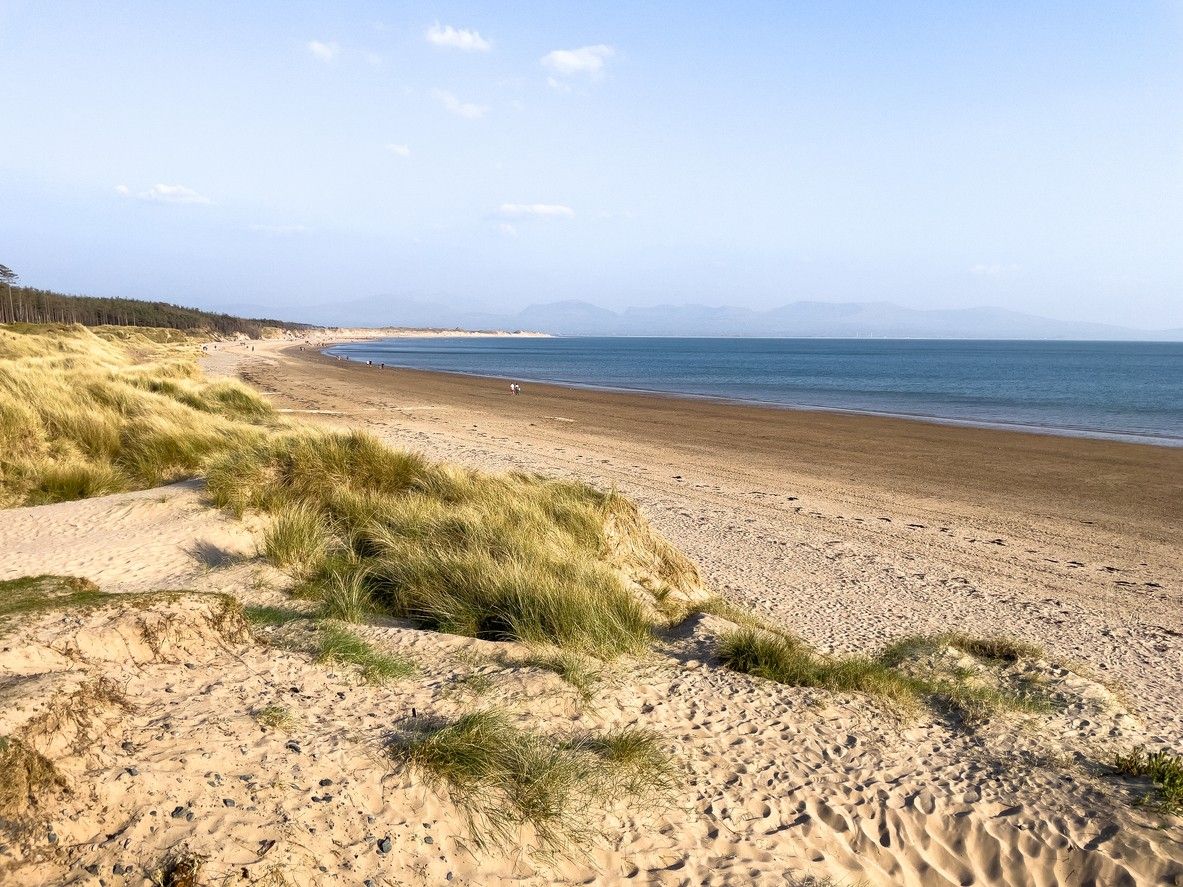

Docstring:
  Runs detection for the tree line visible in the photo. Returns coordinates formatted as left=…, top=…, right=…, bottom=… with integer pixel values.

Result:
left=0, top=266, right=313, bottom=337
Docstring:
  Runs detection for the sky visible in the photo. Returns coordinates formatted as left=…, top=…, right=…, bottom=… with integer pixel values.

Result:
left=1, top=1, right=1181, bottom=329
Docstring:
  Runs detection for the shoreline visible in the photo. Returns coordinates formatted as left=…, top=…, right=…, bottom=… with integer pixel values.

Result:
left=270, top=341, right=1183, bottom=549
left=321, top=347, right=1183, bottom=448
left=220, top=340, right=1183, bottom=736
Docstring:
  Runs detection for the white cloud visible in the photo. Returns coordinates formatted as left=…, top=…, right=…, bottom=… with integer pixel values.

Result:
left=114, top=184, right=129, bottom=195
left=970, top=263, right=1022, bottom=278
left=386, top=143, right=411, bottom=157
left=307, top=40, right=340, bottom=62
left=432, top=89, right=488, bottom=119
left=541, top=44, right=614, bottom=78
left=138, top=184, right=211, bottom=205
left=498, top=222, right=518, bottom=238
left=249, top=224, right=309, bottom=235
left=426, top=24, right=491, bottom=52
left=496, top=203, right=575, bottom=219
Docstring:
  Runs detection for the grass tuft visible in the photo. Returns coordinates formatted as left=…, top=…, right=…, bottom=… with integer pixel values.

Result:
left=718, top=627, right=1049, bottom=722
left=261, top=503, right=332, bottom=580
left=210, top=428, right=693, bottom=659
left=522, top=648, right=603, bottom=700
left=149, top=850, right=207, bottom=887
left=255, top=705, right=297, bottom=732
left=0, top=575, right=114, bottom=631
left=879, top=632, right=1043, bottom=667
left=576, top=727, right=678, bottom=798
left=718, top=628, right=923, bottom=708
left=389, top=709, right=676, bottom=851
left=316, top=565, right=374, bottom=623
left=315, top=624, right=415, bottom=684
left=0, top=735, right=65, bottom=817
left=1113, top=746, right=1183, bottom=815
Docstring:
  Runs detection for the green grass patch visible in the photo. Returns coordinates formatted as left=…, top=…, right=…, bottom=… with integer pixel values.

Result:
left=1114, top=746, right=1183, bottom=815
left=315, top=624, right=415, bottom=684
left=389, top=709, right=676, bottom=851
left=0, top=575, right=114, bottom=622
left=255, top=705, right=297, bottom=732
left=718, top=628, right=924, bottom=709
left=879, top=632, right=1043, bottom=666
left=718, top=627, right=1049, bottom=721
left=522, top=648, right=603, bottom=700
left=209, top=429, right=698, bottom=659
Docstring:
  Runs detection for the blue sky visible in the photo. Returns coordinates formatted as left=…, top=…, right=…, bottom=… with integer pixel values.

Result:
left=1, top=1, right=1181, bottom=328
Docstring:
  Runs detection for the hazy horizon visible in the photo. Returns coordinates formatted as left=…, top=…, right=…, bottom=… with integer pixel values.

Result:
left=2, top=3, right=1181, bottom=329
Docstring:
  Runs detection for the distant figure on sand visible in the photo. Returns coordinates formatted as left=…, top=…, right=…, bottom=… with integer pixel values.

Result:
left=509, top=383, right=521, bottom=395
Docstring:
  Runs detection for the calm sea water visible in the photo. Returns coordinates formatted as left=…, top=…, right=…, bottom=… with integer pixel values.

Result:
left=325, top=338, right=1183, bottom=445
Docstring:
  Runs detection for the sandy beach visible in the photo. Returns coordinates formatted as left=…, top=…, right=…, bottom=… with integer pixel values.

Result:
left=229, top=340, right=1183, bottom=735
left=3, top=331, right=1181, bottom=886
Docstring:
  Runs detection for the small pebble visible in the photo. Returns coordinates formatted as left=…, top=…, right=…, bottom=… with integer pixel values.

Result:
left=424, top=835, right=434, bottom=845
left=170, top=806, right=185, bottom=818
left=126, top=767, right=139, bottom=776
left=223, top=798, right=236, bottom=807
left=377, top=836, right=392, bottom=854
left=319, top=778, right=333, bottom=787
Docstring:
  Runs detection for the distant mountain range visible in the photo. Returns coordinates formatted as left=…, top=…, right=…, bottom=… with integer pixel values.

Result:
left=222, top=296, right=1183, bottom=341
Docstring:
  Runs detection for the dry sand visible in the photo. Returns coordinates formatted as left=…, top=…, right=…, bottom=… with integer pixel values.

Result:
left=2, top=334, right=1181, bottom=886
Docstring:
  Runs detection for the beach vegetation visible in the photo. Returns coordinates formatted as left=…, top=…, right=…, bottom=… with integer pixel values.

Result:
left=878, top=632, right=1042, bottom=666
left=388, top=709, right=676, bottom=850
left=718, top=627, right=1050, bottom=721
left=315, top=623, right=416, bottom=684
left=209, top=429, right=698, bottom=658
left=255, top=705, right=297, bottom=732
left=0, top=325, right=279, bottom=507
left=148, top=850, right=208, bottom=887
left=521, top=647, right=603, bottom=700
left=261, top=503, right=333, bottom=581
left=0, top=735, right=65, bottom=817
left=1113, top=746, right=1183, bottom=815
left=0, top=575, right=114, bottom=629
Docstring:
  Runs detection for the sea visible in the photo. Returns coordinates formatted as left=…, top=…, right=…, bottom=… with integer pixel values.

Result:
left=324, top=338, right=1183, bottom=446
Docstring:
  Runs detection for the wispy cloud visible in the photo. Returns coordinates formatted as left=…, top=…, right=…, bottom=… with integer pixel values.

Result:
left=498, top=222, right=518, bottom=238
left=432, top=89, right=488, bottom=119
left=426, top=24, right=491, bottom=52
left=307, top=40, right=340, bottom=62
left=541, top=44, right=614, bottom=78
left=386, top=143, right=411, bottom=157
left=131, top=183, right=211, bottom=205
left=495, top=203, right=575, bottom=219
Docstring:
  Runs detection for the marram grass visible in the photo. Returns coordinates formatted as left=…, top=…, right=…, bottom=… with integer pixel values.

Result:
left=0, top=325, right=278, bottom=506
left=209, top=429, right=699, bottom=658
